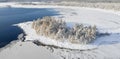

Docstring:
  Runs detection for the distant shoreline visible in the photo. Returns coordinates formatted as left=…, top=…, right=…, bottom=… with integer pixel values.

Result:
left=1, top=2, right=120, bottom=11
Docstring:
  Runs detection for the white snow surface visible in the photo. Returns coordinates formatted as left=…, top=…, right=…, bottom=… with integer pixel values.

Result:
left=15, top=5, right=120, bottom=50
left=0, top=41, right=60, bottom=59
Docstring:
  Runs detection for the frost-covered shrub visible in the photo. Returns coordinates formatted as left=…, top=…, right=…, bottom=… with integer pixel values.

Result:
left=32, top=16, right=96, bottom=44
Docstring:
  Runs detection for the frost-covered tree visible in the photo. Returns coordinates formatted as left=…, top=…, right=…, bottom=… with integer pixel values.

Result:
left=32, top=16, right=97, bottom=44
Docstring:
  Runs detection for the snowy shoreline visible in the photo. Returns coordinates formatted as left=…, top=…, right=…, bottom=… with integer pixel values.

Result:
left=1, top=2, right=120, bottom=11
left=0, top=2, right=120, bottom=13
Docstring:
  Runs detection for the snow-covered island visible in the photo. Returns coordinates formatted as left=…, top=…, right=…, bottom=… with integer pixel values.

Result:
left=16, top=16, right=97, bottom=50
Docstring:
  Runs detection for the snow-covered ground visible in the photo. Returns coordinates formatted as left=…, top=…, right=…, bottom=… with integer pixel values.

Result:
left=1, top=3, right=120, bottom=59
left=0, top=41, right=60, bottom=59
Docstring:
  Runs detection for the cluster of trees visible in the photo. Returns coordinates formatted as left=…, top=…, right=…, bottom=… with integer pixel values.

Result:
left=32, top=16, right=96, bottom=44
